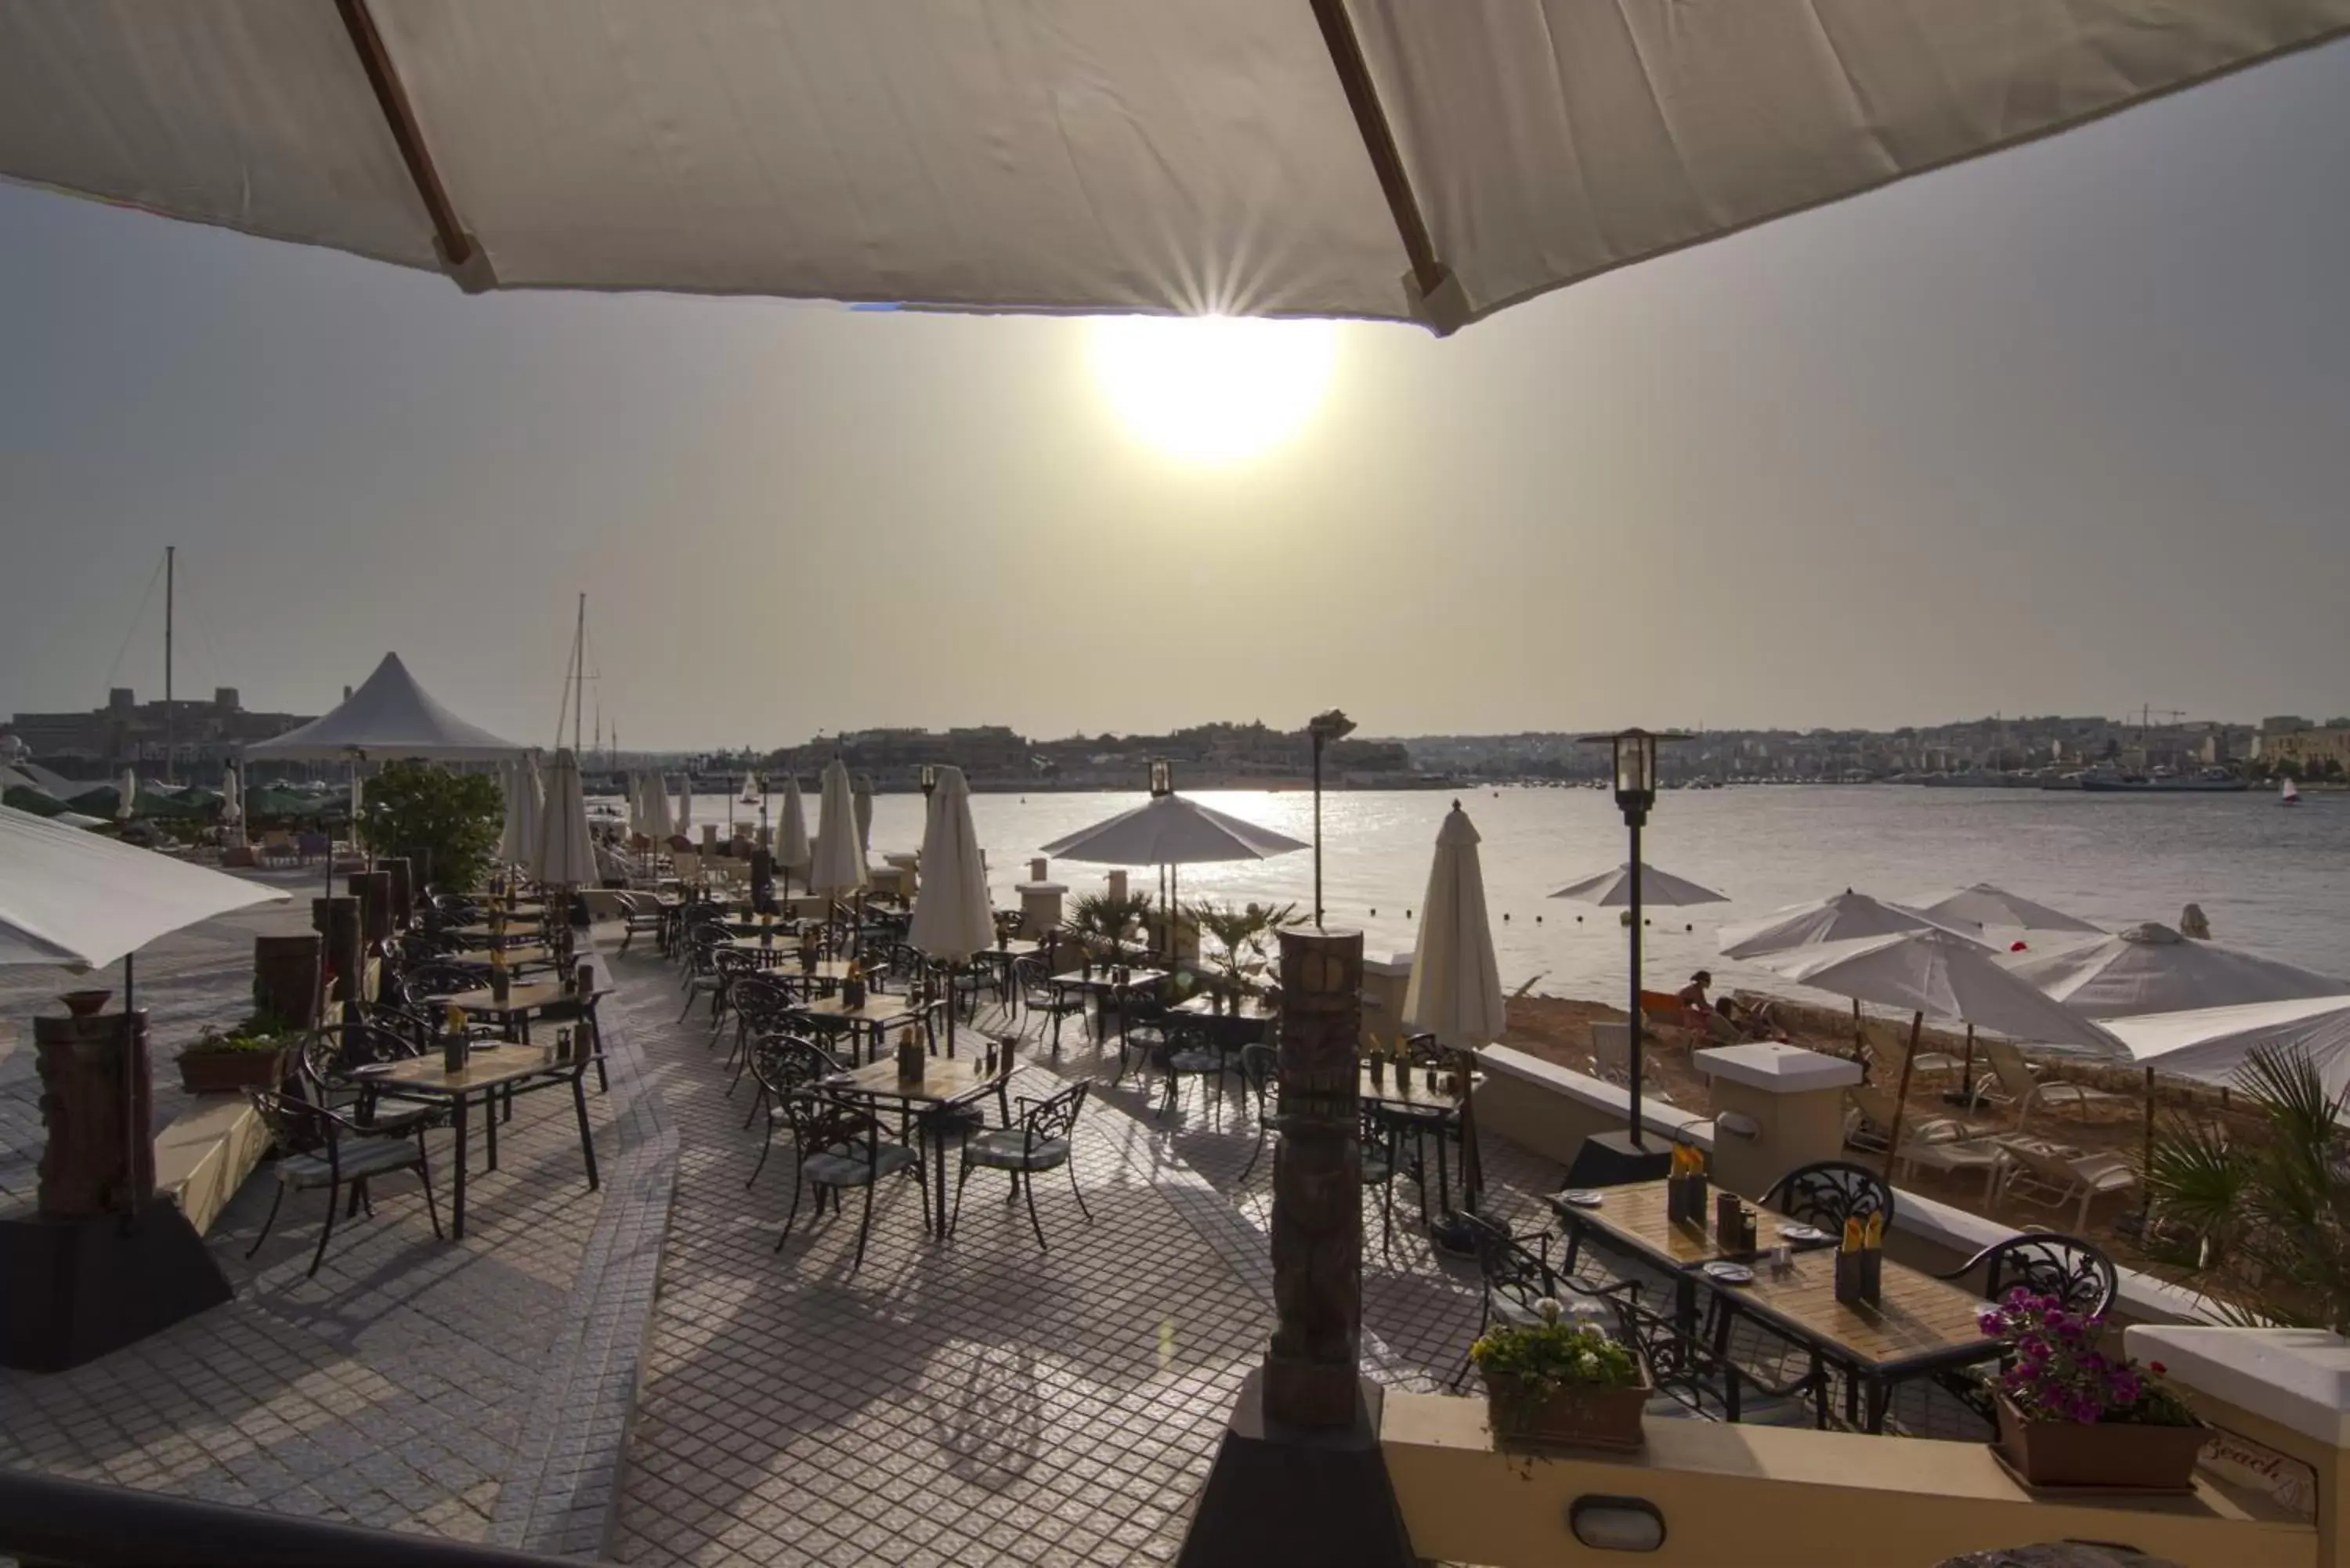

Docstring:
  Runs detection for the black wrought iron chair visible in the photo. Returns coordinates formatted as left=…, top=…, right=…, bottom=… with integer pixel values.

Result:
left=1156, top=1018, right=1229, bottom=1123
left=1761, top=1160, right=1897, bottom=1235
left=952, top=1082, right=1094, bottom=1250
left=772, top=1090, right=925, bottom=1272
left=1932, top=1232, right=2117, bottom=1423
left=1611, top=1295, right=1832, bottom=1428
left=1235, top=1042, right=1280, bottom=1184
left=1359, top=1099, right=1401, bottom=1265
left=1448, top=1211, right=1642, bottom=1390
left=1015, top=956, right=1089, bottom=1054
left=726, top=974, right=812, bottom=1097
left=244, top=1089, right=442, bottom=1278
left=676, top=928, right=726, bottom=1025
left=614, top=891, right=666, bottom=954
left=744, top=1035, right=846, bottom=1187
left=399, top=960, right=488, bottom=1010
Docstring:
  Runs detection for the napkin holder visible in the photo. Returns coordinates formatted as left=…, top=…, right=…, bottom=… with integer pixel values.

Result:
left=1666, top=1170, right=1708, bottom=1225
left=1834, top=1247, right=1882, bottom=1306
left=895, top=1035, right=926, bottom=1082
left=1715, top=1192, right=1756, bottom=1253
left=842, top=979, right=866, bottom=1010
left=441, top=1033, right=469, bottom=1075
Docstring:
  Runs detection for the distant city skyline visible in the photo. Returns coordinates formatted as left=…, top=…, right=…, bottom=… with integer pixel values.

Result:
left=3, top=41, right=2347, bottom=744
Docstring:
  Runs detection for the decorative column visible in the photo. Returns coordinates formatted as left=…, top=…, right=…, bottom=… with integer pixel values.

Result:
left=252, top=934, right=324, bottom=1028
left=1264, top=925, right=1365, bottom=1428
left=381, top=856, right=414, bottom=927
left=347, top=869, right=394, bottom=951
left=33, top=1010, right=153, bottom=1219
left=313, top=895, right=363, bottom=1013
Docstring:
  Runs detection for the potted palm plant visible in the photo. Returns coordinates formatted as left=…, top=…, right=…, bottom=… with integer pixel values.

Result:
left=1470, top=1300, right=1649, bottom=1451
left=1186, top=900, right=1297, bottom=1016
left=175, top=1022, right=292, bottom=1095
left=1063, top=889, right=1153, bottom=977
left=1979, top=1288, right=2204, bottom=1490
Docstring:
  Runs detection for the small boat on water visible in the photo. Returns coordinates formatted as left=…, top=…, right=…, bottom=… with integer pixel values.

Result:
left=2077, top=766, right=2248, bottom=794
left=2282, top=779, right=2301, bottom=806
left=738, top=774, right=759, bottom=807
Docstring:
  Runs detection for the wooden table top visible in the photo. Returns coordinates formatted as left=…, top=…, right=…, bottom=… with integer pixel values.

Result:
left=796, top=993, right=931, bottom=1026
left=1175, top=995, right=1279, bottom=1022
left=1551, top=1179, right=1748, bottom=1268
left=1726, top=1247, right=1995, bottom=1373
left=1051, top=968, right=1168, bottom=992
left=436, top=981, right=612, bottom=1014
left=823, top=1054, right=1002, bottom=1106
left=369, top=1045, right=566, bottom=1094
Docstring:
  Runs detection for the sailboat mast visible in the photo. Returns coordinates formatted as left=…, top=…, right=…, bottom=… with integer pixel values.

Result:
left=573, top=593, right=587, bottom=753
left=163, top=545, right=175, bottom=783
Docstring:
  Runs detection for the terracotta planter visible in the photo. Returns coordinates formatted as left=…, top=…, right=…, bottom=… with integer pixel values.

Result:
left=57, top=989, right=111, bottom=1018
left=177, top=1046, right=289, bottom=1097
left=1994, top=1396, right=2207, bottom=1490
left=1481, top=1371, right=1650, bottom=1451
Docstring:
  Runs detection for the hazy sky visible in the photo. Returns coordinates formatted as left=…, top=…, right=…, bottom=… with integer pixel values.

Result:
left=4, top=42, right=2346, bottom=749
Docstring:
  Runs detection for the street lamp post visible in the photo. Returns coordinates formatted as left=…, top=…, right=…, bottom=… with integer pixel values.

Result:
left=1576, top=729, right=1687, bottom=1166
left=1307, top=710, right=1356, bottom=927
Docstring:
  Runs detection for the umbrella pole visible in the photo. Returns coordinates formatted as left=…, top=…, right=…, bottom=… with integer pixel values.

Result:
left=2141, top=1066, right=2157, bottom=1181
left=121, top=952, right=139, bottom=1216
left=1457, top=1044, right=1482, bottom=1213
left=1882, top=1010, right=1922, bottom=1178
left=1852, top=998, right=1864, bottom=1059
left=1959, top=1024, right=1976, bottom=1107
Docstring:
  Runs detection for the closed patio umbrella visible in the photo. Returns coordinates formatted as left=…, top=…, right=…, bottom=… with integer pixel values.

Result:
left=776, top=774, right=812, bottom=895
left=5, top=7, right=2341, bottom=334
left=674, top=773, right=692, bottom=844
left=909, top=766, right=995, bottom=1052
left=1402, top=802, right=1504, bottom=1227
left=852, top=772, right=874, bottom=854
left=809, top=760, right=869, bottom=946
left=499, top=754, right=544, bottom=870
left=533, top=748, right=598, bottom=891
left=116, top=768, right=136, bottom=822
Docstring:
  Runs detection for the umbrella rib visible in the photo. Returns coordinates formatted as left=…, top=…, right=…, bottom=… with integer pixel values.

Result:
left=1307, top=0, right=1450, bottom=309
left=335, top=0, right=475, bottom=269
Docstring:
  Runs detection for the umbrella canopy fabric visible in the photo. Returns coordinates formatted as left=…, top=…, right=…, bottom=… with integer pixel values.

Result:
left=908, top=767, right=995, bottom=962
left=1403, top=804, right=1507, bottom=1050
left=1550, top=862, right=1726, bottom=909
left=2008, top=923, right=2344, bottom=1018
left=244, top=652, right=522, bottom=761
left=807, top=760, right=868, bottom=897
left=645, top=774, right=676, bottom=843
left=1766, top=929, right=2122, bottom=1054
left=117, top=768, right=136, bottom=822
left=0, top=801, right=288, bottom=969
left=1039, top=793, right=1307, bottom=866
left=533, top=748, right=598, bottom=887
left=776, top=775, right=811, bottom=870
left=852, top=773, right=874, bottom=854
left=1909, top=883, right=2103, bottom=936
left=499, top=755, right=544, bottom=867
left=2106, top=996, right=2350, bottom=1098
left=1719, top=889, right=1984, bottom=961
left=3, top=784, right=73, bottom=819
left=3, top=5, right=2342, bottom=331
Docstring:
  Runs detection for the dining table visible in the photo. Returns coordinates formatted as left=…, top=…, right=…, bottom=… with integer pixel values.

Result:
left=821, top=1054, right=1011, bottom=1239
left=366, top=1042, right=599, bottom=1240
left=1047, top=968, right=1167, bottom=1053
left=792, top=992, right=942, bottom=1064
left=1544, top=1178, right=2000, bottom=1432
left=1361, top=1063, right=1476, bottom=1219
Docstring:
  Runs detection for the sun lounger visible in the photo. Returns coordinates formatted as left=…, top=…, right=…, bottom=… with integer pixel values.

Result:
left=1589, top=1021, right=1630, bottom=1083
left=1982, top=1038, right=2128, bottom=1129
left=1842, top=1084, right=1973, bottom=1152
left=1864, top=1022, right=1963, bottom=1084
left=1995, top=1136, right=2137, bottom=1230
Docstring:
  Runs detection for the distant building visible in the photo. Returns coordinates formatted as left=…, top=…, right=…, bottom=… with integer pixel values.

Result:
left=7, top=686, right=313, bottom=774
left=2260, top=724, right=2350, bottom=775
left=836, top=725, right=1030, bottom=775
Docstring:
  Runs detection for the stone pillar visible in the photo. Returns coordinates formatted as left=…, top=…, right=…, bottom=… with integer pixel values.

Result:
left=34, top=1010, right=153, bottom=1219
left=701, top=824, right=718, bottom=849
left=312, top=895, right=363, bottom=1013
left=381, top=856, right=414, bottom=927
left=1107, top=869, right=1129, bottom=903
left=1693, top=1042, right=1862, bottom=1201
left=1358, top=952, right=1414, bottom=1053
left=253, top=934, right=324, bottom=1028
left=1265, top=925, right=1364, bottom=1429
left=1018, top=878, right=1068, bottom=940
left=347, top=870, right=393, bottom=950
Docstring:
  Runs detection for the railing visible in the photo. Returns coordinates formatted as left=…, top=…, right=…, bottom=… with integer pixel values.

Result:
left=0, top=1469, right=578, bottom=1568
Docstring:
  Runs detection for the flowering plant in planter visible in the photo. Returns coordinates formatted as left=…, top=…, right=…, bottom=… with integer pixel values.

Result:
left=1470, top=1299, right=1647, bottom=1450
left=1978, top=1288, right=2204, bottom=1489
left=175, top=1023, right=292, bottom=1094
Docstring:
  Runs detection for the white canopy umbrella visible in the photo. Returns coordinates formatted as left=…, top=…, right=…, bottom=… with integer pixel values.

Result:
left=2012, top=923, right=2346, bottom=1174
left=1768, top=928, right=2124, bottom=1171
left=776, top=774, right=812, bottom=891
left=1549, top=862, right=1726, bottom=909
left=808, top=758, right=870, bottom=903
left=2008, top=923, right=2344, bottom=1020
left=909, top=767, right=994, bottom=1053
left=4, top=7, right=2341, bottom=334
left=1039, top=785, right=1307, bottom=963
left=2108, top=996, right=2350, bottom=1103
left=533, top=748, right=599, bottom=889
left=1, top=802, right=290, bottom=971
left=499, top=754, right=544, bottom=869
left=1910, top=883, right=2104, bottom=938
left=1719, top=889, right=1985, bottom=960
left=1403, top=803, right=1505, bottom=1216
left=243, top=652, right=522, bottom=761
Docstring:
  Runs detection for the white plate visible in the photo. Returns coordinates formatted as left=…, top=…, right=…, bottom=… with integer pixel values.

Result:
left=1702, top=1262, right=1755, bottom=1285
left=1557, top=1189, right=1605, bottom=1209
left=1777, top=1224, right=1828, bottom=1243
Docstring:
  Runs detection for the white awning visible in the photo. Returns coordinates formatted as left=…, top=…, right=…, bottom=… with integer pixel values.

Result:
left=0, top=802, right=288, bottom=970
left=4, top=2, right=2342, bottom=331
left=244, top=652, right=523, bottom=761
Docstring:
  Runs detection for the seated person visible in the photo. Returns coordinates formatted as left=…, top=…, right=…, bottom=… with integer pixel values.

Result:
left=1676, top=970, right=1714, bottom=1031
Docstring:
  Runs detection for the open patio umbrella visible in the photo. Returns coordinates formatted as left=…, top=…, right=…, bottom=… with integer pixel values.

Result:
left=2107, top=995, right=2350, bottom=1104
left=1766, top=928, right=2124, bottom=1174
left=2, top=801, right=289, bottom=1209
left=1402, top=802, right=1504, bottom=1229
left=1910, top=883, right=2104, bottom=939
left=5, top=7, right=2341, bottom=334
left=1550, top=862, right=1726, bottom=909
left=808, top=759, right=870, bottom=945
left=1722, top=889, right=1990, bottom=1055
left=533, top=748, right=599, bottom=891
left=2011, top=923, right=2345, bottom=1177
left=1038, top=780, right=1307, bottom=964
left=776, top=774, right=812, bottom=897
left=909, top=766, right=994, bottom=1053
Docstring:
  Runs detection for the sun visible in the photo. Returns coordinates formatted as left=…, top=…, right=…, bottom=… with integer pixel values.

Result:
left=1090, top=315, right=1338, bottom=464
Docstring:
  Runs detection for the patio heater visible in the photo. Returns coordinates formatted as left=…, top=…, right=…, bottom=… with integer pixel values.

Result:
left=1566, top=728, right=1688, bottom=1187
left=1307, top=709, right=1355, bottom=927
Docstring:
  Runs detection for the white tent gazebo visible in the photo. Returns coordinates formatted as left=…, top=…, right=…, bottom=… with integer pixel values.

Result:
left=243, top=652, right=523, bottom=763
